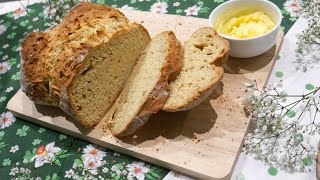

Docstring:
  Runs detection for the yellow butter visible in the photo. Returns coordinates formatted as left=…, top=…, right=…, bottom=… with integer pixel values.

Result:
left=215, top=11, right=275, bottom=38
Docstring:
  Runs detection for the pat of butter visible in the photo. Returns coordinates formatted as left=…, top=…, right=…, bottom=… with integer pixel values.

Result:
left=215, top=11, right=275, bottom=38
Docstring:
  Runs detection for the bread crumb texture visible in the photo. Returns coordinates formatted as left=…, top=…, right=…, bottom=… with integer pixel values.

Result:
left=163, top=27, right=229, bottom=111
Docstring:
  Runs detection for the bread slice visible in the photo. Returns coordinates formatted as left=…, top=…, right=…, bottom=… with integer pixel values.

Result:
left=105, top=31, right=183, bottom=136
left=60, top=23, right=150, bottom=128
left=163, top=27, right=229, bottom=112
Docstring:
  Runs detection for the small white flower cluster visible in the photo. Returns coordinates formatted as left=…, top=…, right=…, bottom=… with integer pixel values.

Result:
left=9, top=167, right=32, bottom=178
left=292, top=1, right=320, bottom=72
left=243, top=79, right=320, bottom=173
left=111, top=164, right=128, bottom=176
left=295, top=1, right=320, bottom=68
left=294, top=43, right=320, bottom=72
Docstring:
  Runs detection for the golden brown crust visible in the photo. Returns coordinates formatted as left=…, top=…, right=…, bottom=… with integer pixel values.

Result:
left=20, top=2, right=130, bottom=107
left=163, top=27, right=230, bottom=111
left=168, top=36, right=184, bottom=82
left=113, top=31, right=183, bottom=136
left=20, top=32, right=60, bottom=106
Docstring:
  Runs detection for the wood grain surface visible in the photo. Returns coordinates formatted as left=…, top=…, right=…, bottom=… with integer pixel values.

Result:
left=7, top=10, right=284, bottom=179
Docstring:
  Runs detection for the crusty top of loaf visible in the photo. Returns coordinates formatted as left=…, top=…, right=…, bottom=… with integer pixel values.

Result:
left=21, top=2, right=130, bottom=106
left=20, top=32, right=57, bottom=105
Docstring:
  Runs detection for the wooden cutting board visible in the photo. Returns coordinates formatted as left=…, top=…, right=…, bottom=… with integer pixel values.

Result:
left=7, top=10, right=284, bottom=180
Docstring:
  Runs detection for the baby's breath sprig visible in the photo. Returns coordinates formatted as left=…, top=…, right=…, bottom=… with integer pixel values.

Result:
left=244, top=79, right=320, bottom=173
left=297, top=0, right=320, bottom=48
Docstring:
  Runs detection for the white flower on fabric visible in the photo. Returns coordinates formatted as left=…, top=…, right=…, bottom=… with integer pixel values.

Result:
left=0, top=24, right=6, bottom=35
left=13, top=8, right=27, bottom=19
left=19, top=167, right=25, bottom=174
left=83, top=159, right=101, bottom=175
left=2, top=44, right=9, bottom=49
left=0, top=61, right=11, bottom=75
left=2, top=55, right=8, bottom=60
left=111, top=165, right=118, bottom=171
left=31, top=142, right=61, bottom=168
left=121, top=5, right=135, bottom=10
left=116, top=169, right=122, bottom=175
left=9, top=167, right=19, bottom=176
left=73, top=174, right=79, bottom=179
left=150, top=2, right=168, bottom=14
left=10, top=145, right=19, bottom=153
left=102, top=167, right=109, bottom=173
left=284, top=0, right=302, bottom=17
left=122, top=170, right=128, bottom=175
left=184, top=5, right=201, bottom=16
left=173, top=2, right=180, bottom=7
left=65, top=169, right=74, bottom=178
left=25, top=168, right=31, bottom=175
left=126, top=161, right=149, bottom=180
left=72, top=162, right=78, bottom=169
left=35, top=177, right=41, bottom=180
left=82, top=144, right=106, bottom=163
left=32, top=17, right=39, bottom=22
left=5, top=87, right=13, bottom=93
left=0, top=111, right=16, bottom=129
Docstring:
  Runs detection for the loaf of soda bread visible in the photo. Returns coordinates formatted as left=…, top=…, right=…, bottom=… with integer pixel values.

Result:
left=20, top=2, right=150, bottom=127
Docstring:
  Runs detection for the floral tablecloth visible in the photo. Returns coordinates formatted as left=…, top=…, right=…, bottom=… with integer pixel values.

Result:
left=0, top=0, right=304, bottom=179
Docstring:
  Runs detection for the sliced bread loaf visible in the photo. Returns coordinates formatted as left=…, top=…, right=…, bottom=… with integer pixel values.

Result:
left=20, top=2, right=151, bottom=128
left=163, top=27, right=230, bottom=112
left=105, top=31, right=183, bottom=136
left=60, top=23, right=150, bottom=128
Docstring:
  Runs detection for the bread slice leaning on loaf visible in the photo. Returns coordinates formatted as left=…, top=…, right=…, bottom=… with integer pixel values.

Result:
left=104, top=31, right=183, bottom=136
left=163, top=27, right=230, bottom=112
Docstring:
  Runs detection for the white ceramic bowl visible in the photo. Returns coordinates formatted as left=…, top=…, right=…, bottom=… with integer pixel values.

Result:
left=209, top=0, right=282, bottom=58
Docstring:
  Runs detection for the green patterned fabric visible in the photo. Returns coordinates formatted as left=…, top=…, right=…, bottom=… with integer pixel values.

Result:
left=0, top=0, right=298, bottom=179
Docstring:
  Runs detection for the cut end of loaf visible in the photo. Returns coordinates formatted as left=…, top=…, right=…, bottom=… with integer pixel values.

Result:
left=62, top=24, right=150, bottom=128
left=163, top=27, right=230, bottom=111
